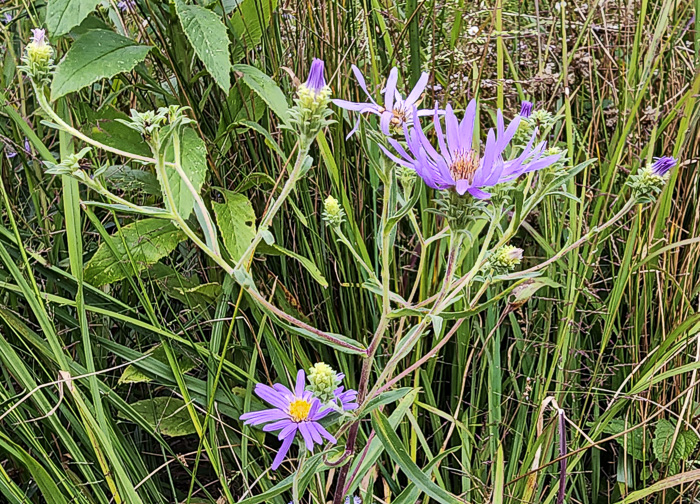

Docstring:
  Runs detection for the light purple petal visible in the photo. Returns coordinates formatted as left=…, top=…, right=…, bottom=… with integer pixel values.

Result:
left=298, top=422, right=315, bottom=452
left=404, top=72, right=429, bottom=106
left=271, top=434, right=295, bottom=470
left=294, top=369, right=306, bottom=397
left=255, top=384, right=290, bottom=409
left=278, top=423, right=298, bottom=440
left=306, top=422, right=324, bottom=445
left=331, top=99, right=374, bottom=112
left=459, top=99, right=477, bottom=151
left=384, top=67, right=399, bottom=113
left=468, top=187, right=491, bottom=199
left=444, top=104, right=461, bottom=159
left=313, top=422, right=337, bottom=444
left=380, top=110, right=393, bottom=135
left=263, top=419, right=293, bottom=432
left=455, top=179, right=470, bottom=195
left=240, top=408, right=288, bottom=425
left=351, top=65, right=378, bottom=106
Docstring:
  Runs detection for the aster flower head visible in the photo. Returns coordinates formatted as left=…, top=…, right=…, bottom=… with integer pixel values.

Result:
left=382, top=100, right=561, bottom=200
left=239, top=370, right=337, bottom=470
left=21, top=28, right=54, bottom=83
left=333, top=65, right=435, bottom=138
left=489, top=245, right=523, bottom=273
left=291, top=58, right=333, bottom=139
left=520, top=101, right=533, bottom=118
left=334, top=386, right=358, bottom=411
left=628, top=155, right=677, bottom=202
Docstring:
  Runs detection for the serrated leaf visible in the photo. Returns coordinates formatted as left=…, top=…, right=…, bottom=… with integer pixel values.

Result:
left=119, top=344, right=198, bottom=384
left=85, top=218, right=187, bottom=287
left=230, top=0, right=278, bottom=62
left=371, top=410, right=463, bottom=504
left=100, top=165, right=160, bottom=196
left=51, top=30, right=151, bottom=99
left=233, top=64, right=290, bottom=124
left=174, top=0, right=231, bottom=92
left=213, top=189, right=256, bottom=262
left=163, top=127, right=208, bottom=219
left=653, top=419, right=699, bottom=471
left=602, top=419, right=647, bottom=462
left=122, top=397, right=200, bottom=437
left=46, top=0, right=101, bottom=36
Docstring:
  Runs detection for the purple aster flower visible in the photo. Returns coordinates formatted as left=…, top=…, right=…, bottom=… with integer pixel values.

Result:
left=6, top=148, right=17, bottom=159
left=23, top=137, right=30, bottom=153
left=520, top=100, right=533, bottom=118
left=334, top=386, right=358, bottom=411
left=239, top=369, right=337, bottom=470
left=3, top=13, right=13, bottom=24
left=304, top=58, right=326, bottom=95
left=381, top=100, right=562, bottom=199
left=651, top=156, right=676, bottom=176
left=332, top=66, right=435, bottom=137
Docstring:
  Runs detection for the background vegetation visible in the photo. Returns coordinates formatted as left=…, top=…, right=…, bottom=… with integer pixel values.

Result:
left=0, top=0, right=699, bottom=502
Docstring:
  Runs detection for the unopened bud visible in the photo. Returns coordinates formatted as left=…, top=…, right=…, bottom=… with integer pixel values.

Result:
left=491, top=245, right=523, bottom=272
left=307, top=362, right=341, bottom=403
left=323, top=194, right=345, bottom=226
left=628, top=156, right=676, bottom=203
left=21, top=28, right=55, bottom=83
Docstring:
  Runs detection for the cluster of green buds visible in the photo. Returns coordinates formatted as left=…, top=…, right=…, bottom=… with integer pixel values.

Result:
left=322, top=194, right=345, bottom=227
left=628, top=156, right=676, bottom=203
left=487, top=245, right=523, bottom=274
left=289, top=59, right=333, bottom=140
left=20, top=29, right=54, bottom=84
left=116, top=105, right=193, bottom=154
left=306, top=362, right=342, bottom=403
left=397, top=164, right=417, bottom=196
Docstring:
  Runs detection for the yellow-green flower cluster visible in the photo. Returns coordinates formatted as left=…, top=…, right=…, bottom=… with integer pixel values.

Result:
left=21, top=29, right=54, bottom=84
left=306, top=362, right=341, bottom=403
left=628, top=156, right=676, bottom=203
left=323, top=195, right=345, bottom=227
left=290, top=59, right=333, bottom=140
left=490, top=245, right=523, bottom=272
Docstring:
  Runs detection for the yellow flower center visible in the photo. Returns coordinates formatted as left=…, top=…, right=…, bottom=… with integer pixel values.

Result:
left=289, top=399, right=312, bottom=422
left=450, top=149, right=480, bottom=183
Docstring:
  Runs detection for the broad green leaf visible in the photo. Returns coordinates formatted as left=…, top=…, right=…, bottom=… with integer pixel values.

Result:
left=122, top=397, right=200, bottom=437
left=85, top=218, right=187, bottom=287
left=119, top=344, right=198, bottom=384
left=164, top=127, right=208, bottom=219
left=46, top=0, right=101, bottom=36
left=371, top=410, right=463, bottom=504
left=80, top=104, right=151, bottom=158
left=653, top=419, right=699, bottom=472
left=361, top=387, right=413, bottom=417
left=174, top=0, right=231, bottom=92
left=233, top=64, right=290, bottom=124
left=230, top=0, right=278, bottom=62
left=51, top=30, right=151, bottom=99
left=212, top=189, right=256, bottom=262
left=508, top=277, right=563, bottom=308
left=602, top=419, right=647, bottom=461
left=100, top=165, right=160, bottom=196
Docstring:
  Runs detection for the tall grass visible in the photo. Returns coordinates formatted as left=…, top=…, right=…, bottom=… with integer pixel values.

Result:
left=0, top=0, right=699, bottom=503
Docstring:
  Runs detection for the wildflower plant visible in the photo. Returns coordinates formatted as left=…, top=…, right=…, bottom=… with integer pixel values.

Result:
left=17, top=26, right=681, bottom=504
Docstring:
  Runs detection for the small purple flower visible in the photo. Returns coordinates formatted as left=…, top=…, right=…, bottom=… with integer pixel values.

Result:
left=30, top=28, right=47, bottom=45
left=304, top=58, right=326, bottom=95
left=334, top=386, right=358, bottom=411
left=117, top=0, right=136, bottom=12
left=333, top=66, right=435, bottom=137
left=381, top=100, right=561, bottom=199
left=520, top=100, right=533, bottom=118
left=24, top=138, right=30, bottom=153
left=239, top=370, right=337, bottom=470
left=651, top=156, right=676, bottom=176
left=3, top=13, right=13, bottom=24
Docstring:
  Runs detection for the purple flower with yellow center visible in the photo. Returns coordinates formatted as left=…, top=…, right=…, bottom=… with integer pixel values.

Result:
left=333, top=66, right=434, bottom=138
left=651, top=156, right=676, bottom=176
left=381, top=100, right=562, bottom=199
left=520, top=100, right=533, bottom=118
left=239, top=370, right=337, bottom=470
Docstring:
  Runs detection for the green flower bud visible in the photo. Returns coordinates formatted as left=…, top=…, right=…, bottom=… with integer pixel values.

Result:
left=489, top=245, right=523, bottom=273
left=628, top=157, right=676, bottom=203
left=21, top=29, right=55, bottom=83
left=307, top=362, right=341, bottom=403
left=323, top=195, right=345, bottom=227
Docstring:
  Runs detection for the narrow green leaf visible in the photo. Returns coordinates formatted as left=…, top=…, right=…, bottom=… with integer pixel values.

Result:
left=84, top=218, right=187, bottom=287
left=174, top=0, right=232, bottom=92
left=164, top=127, right=208, bottom=219
left=371, top=410, right=464, bottom=504
left=233, top=64, right=290, bottom=124
left=119, top=344, right=198, bottom=384
left=51, top=30, right=151, bottom=99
